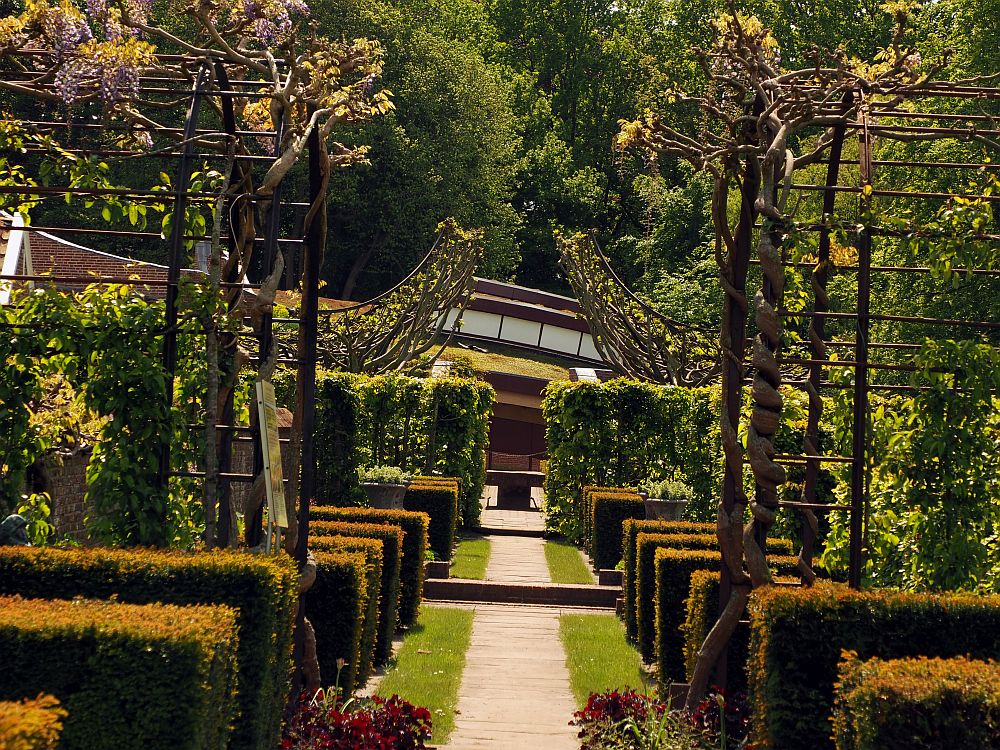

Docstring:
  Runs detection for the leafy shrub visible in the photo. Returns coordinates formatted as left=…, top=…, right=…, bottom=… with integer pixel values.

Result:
left=281, top=689, right=432, bottom=750
left=308, top=536, right=383, bottom=690
left=640, top=478, right=695, bottom=503
left=622, top=519, right=714, bottom=641
left=403, top=480, right=459, bottom=560
left=590, top=491, right=644, bottom=570
left=0, top=595, right=238, bottom=750
left=832, top=654, right=1000, bottom=750
left=748, top=583, right=1000, bottom=750
left=311, top=507, right=427, bottom=626
left=358, top=465, right=412, bottom=485
left=0, top=547, right=297, bottom=750
left=311, top=521, right=403, bottom=664
left=308, top=552, right=368, bottom=696
left=0, top=694, right=66, bottom=750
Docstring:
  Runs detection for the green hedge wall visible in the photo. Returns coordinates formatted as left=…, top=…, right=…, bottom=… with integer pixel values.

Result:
left=655, top=549, right=800, bottom=686
left=312, top=506, right=427, bottom=626
left=311, top=521, right=403, bottom=665
left=582, top=485, right=636, bottom=553
left=748, top=584, right=1000, bottom=750
left=404, top=480, right=459, bottom=560
left=310, top=372, right=494, bottom=528
left=832, top=654, right=1000, bottom=750
left=622, top=520, right=714, bottom=641
left=542, top=380, right=721, bottom=540
left=681, top=570, right=751, bottom=690
left=308, top=551, right=368, bottom=695
left=0, top=694, right=65, bottom=750
left=0, top=596, right=238, bottom=750
left=310, top=536, right=383, bottom=690
left=0, top=547, right=296, bottom=750
left=590, top=492, right=644, bottom=570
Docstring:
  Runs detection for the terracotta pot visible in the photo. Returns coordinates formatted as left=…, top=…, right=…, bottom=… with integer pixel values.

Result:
left=644, top=498, right=687, bottom=521
left=361, top=482, right=408, bottom=510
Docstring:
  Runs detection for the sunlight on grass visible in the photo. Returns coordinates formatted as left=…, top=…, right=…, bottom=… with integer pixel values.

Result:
left=449, top=534, right=490, bottom=579
left=545, top=539, right=594, bottom=584
left=376, top=606, right=474, bottom=744
left=560, top=613, right=648, bottom=707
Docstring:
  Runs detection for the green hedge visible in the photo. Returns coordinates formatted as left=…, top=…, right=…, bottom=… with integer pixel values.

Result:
left=681, top=570, right=749, bottom=689
left=309, top=536, right=383, bottom=690
left=0, top=596, right=238, bottom=750
left=748, top=583, right=1000, bottom=750
left=542, top=380, right=721, bottom=540
left=310, top=372, right=494, bottom=528
left=833, top=654, right=1000, bottom=750
left=622, top=520, right=714, bottom=641
left=404, top=480, right=459, bottom=560
left=312, top=506, right=427, bottom=626
left=311, top=521, right=403, bottom=665
left=0, top=547, right=297, bottom=750
left=590, top=491, right=644, bottom=570
left=582, top=485, right=636, bottom=553
left=653, top=548, right=800, bottom=684
left=308, top=551, right=368, bottom=695
left=0, top=694, right=65, bottom=750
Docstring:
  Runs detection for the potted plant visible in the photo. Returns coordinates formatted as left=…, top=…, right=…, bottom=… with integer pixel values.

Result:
left=358, top=465, right=412, bottom=509
left=638, top=478, right=694, bottom=521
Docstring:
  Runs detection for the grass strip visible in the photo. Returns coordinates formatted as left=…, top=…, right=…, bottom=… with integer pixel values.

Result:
left=560, top=613, right=648, bottom=707
left=376, top=606, right=474, bottom=744
left=545, top=539, right=594, bottom=584
left=449, top=535, right=490, bottom=580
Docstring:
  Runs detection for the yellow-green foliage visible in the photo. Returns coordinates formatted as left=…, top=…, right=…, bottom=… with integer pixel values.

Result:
left=833, top=654, right=1000, bottom=750
left=590, top=491, right=644, bottom=570
left=0, top=695, right=66, bottom=750
left=311, top=521, right=404, bottom=664
left=749, top=583, right=1000, bottom=750
left=0, top=547, right=297, bottom=750
left=404, top=479, right=459, bottom=560
left=311, top=507, right=427, bottom=626
left=308, top=552, right=368, bottom=695
left=0, top=596, right=238, bottom=750
left=310, top=536, right=384, bottom=690
left=582, top=485, right=636, bottom=551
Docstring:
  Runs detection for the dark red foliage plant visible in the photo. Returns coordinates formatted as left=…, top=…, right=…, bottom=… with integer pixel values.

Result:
left=282, top=689, right=433, bottom=750
left=688, top=688, right=751, bottom=750
left=570, top=689, right=668, bottom=750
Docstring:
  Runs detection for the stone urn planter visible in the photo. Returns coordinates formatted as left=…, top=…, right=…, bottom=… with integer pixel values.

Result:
left=640, top=493, right=687, bottom=521
left=361, top=482, right=409, bottom=510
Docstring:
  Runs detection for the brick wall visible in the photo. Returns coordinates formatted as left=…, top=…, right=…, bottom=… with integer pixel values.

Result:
left=42, top=449, right=92, bottom=543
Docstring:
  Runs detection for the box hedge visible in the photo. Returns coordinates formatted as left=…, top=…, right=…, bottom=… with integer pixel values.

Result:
left=622, top=519, right=715, bottom=640
left=309, top=536, right=383, bottom=689
left=581, top=485, right=635, bottom=551
left=0, top=596, right=239, bottom=750
left=0, top=547, right=297, bottom=750
left=308, top=551, right=368, bottom=695
left=832, top=654, right=1000, bottom=750
left=311, top=520, right=403, bottom=664
left=633, top=531, right=793, bottom=660
left=748, top=583, right=1000, bottom=750
left=653, top=548, right=800, bottom=683
left=311, top=506, right=428, bottom=626
left=590, top=491, right=644, bottom=570
left=404, top=479, right=459, bottom=560
left=0, top=694, right=65, bottom=750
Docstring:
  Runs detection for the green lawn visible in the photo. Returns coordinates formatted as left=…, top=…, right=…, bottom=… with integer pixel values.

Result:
left=449, top=534, right=491, bottom=579
left=560, top=613, right=648, bottom=707
left=545, top=539, right=594, bottom=584
left=376, top=606, right=474, bottom=744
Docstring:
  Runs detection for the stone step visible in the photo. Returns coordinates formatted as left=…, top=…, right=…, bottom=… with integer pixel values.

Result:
left=424, top=577, right=620, bottom=608
left=474, top=525, right=546, bottom=538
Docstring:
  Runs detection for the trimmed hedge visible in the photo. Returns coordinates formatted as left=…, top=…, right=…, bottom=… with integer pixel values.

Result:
left=0, top=694, right=65, bottom=750
left=582, top=485, right=636, bottom=552
left=0, top=595, right=238, bottom=750
left=404, top=479, right=459, bottom=560
left=590, top=491, right=644, bottom=570
left=833, top=654, right=1000, bottom=750
left=0, top=547, right=297, bottom=750
left=311, top=506, right=428, bottom=626
left=308, top=551, right=368, bottom=695
left=622, top=520, right=714, bottom=640
left=310, top=536, right=384, bottom=690
left=653, top=548, right=800, bottom=683
left=311, top=520, right=403, bottom=665
left=748, top=583, right=1000, bottom=750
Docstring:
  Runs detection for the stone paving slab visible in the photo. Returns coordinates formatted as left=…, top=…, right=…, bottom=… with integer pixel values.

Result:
left=479, top=490, right=546, bottom=535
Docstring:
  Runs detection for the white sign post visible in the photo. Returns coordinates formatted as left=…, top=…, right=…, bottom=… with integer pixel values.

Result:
left=255, top=379, right=288, bottom=552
